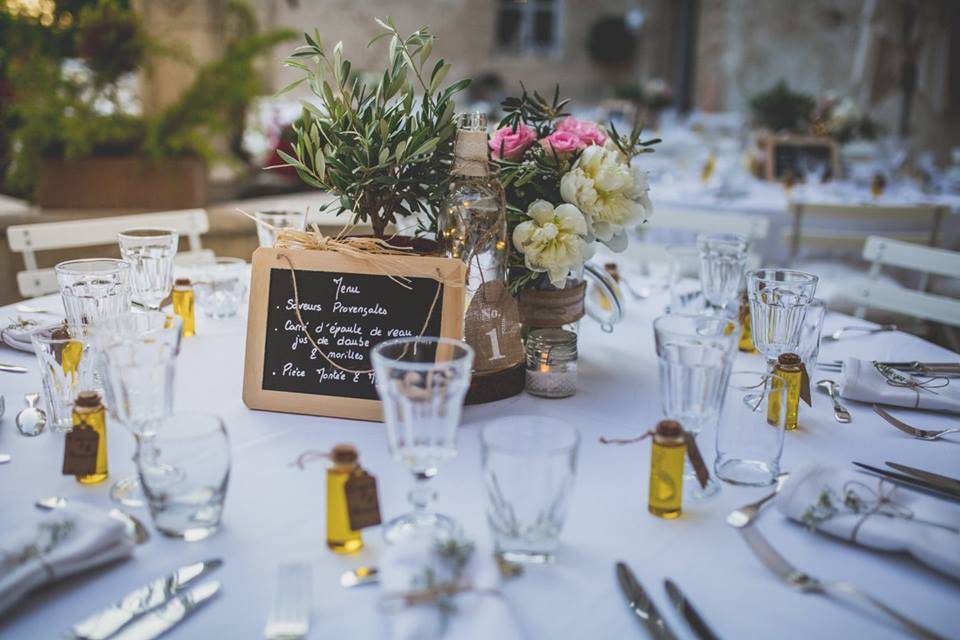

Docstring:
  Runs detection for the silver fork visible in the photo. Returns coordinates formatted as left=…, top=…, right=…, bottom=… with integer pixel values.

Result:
left=873, top=405, right=960, bottom=441
left=264, top=563, right=311, bottom=640
left=726, top=473, right=790, bottom=528
left=824, top=324, right=897, bottom=341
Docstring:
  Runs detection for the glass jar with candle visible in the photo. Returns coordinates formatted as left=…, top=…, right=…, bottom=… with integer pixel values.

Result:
left=524, top=328, right=577, bottom=399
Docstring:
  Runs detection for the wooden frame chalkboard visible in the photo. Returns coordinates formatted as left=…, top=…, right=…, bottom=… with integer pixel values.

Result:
left=242, top=247, right=465, bottom=421
left=759, top=134, right=839, bottom=182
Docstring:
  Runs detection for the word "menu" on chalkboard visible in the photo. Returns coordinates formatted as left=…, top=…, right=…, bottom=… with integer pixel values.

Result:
left=243, top=247, right=465, bottom=421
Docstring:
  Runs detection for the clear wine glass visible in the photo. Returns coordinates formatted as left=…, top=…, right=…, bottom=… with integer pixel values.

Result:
left=746, top=269, right=819, bottom=367
left=654, top=313, right=739, bottom=500
left=371, top=336, right=474, bottom=544
left=697, top=233, right=748, bottom=313
left=92, top=310, right=182, bottom=507
left=118, top=228, right=179, bottom=310
left=55, top=258, right=130, bottom=330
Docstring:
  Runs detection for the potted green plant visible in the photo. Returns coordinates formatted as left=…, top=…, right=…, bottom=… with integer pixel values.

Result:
left=276, top=17, right=470, bottom=242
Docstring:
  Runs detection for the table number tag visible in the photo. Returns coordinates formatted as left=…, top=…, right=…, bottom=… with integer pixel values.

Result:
left=345, top=470, right=382, bottom=530
left=62, top=424, right=99, bottom=476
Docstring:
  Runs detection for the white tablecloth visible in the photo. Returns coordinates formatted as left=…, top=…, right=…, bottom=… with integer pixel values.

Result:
left=0, top=291, right=958, bottom=639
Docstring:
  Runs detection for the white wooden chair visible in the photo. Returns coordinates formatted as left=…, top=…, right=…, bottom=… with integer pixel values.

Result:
left=7, top=209, right=210, bottom=298
left=631, top=205, right=770, bottom=275
left=787, top=202, right=945, bottom=263
left=851, top=236, right=960, bottom=323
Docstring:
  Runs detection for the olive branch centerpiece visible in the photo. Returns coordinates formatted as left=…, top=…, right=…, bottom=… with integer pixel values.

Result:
left=277, top=17, right=471, bottom=239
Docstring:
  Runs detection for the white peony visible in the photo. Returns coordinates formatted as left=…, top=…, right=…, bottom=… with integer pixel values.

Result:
left=560, top=145, right=653, bottom=251
left=512, top=200, right=593, bottom=287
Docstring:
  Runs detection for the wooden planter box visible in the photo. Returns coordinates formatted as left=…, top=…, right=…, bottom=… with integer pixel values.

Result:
left=36, top=156, right=208, bottom=210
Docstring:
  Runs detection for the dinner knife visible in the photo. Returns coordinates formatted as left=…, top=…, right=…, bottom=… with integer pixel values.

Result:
left=615, top=561, right=678, bottom=640
left=69, top=558, right=223, bottom=640
left=886, top=462, right=960, bottom=494
left=739, top=526, right=945, bottom=640
left=663, top=579, right=721, bottom=640
left=853, top=462, right=960, bottom=502
left=0, top=363, right=27, bottom=373
left=110, top=581, right=220, bottom=640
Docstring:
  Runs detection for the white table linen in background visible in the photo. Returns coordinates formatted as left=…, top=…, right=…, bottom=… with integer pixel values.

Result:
left=778, top=465, right=960, bottom=580
left=839, top=357, right=960, bottom=413
left=379, top=536, right=522, bottom=640
left=0, top=292, right=957, bottom=639
left=0, top=503, right=133, bottom=616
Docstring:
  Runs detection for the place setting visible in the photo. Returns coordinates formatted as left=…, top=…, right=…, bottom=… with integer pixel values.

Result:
left=1, top=3, right=959, bottom=640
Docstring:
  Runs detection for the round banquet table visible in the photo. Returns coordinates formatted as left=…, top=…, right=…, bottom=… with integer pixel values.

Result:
left=0, top=290, right=957, bottom=639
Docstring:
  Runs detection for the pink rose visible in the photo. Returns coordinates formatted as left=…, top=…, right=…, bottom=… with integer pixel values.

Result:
left=539, top=130, right=582, bottom=157
left=556, top=117, right=607, bottom=147
left=489, top=124, right=536, bottom=161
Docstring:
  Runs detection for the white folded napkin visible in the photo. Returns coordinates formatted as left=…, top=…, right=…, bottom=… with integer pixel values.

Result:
left=778, top=465, right=960, bottom=580
left=379, top=534, right=523, bottom=640
left=0, top=503, right=134, bottom=617
left=839, top=357, right=960, bottom=414
left=1, top=318, right=40, bottom=352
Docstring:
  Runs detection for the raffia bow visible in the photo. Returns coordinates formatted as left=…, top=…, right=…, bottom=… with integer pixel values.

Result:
left=873, top=362, right=949, bottom=409
left=842, top=479, right=914, bottom=543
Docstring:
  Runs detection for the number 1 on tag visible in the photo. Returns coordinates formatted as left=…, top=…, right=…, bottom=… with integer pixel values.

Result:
left=485, top=328, right=505, bottom=361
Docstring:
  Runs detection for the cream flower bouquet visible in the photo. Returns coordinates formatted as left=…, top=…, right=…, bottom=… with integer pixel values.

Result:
left=492, top=87, right=659, bottom=294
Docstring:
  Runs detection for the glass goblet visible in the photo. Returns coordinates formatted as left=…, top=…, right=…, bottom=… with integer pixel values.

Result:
left=747, top=269, right=819, bottom=366
left=371, top=336, right=474, bottom=544
left=254, top=210, right=307, bottom=248
left=55, top=258, right=130, bottom=330
left=92, top=310, right=182, bottom=507
left=118, top=228, right=179, bottom=310
left=654, top=313, right=739, bottom=500
left=697, top=232, right=748, bottom=313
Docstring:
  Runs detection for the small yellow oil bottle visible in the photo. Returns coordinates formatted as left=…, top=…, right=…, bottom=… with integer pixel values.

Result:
left=648, top=420, right=686, bottom=519
left=768, top=353, right=803, bottom=431
left=172, top=278, right=195, bottom=337
left=327, top=444, right=364, bottom=554
left=72, top=391, right=108, bottom=484
left=738, top=291, right=756, bottom=353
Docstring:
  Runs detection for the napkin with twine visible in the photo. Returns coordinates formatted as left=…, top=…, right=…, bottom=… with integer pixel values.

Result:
left=378, top=533, right=523, bottom=640
left=839, top=358, right=960, bottom=413
left=778, top=465, right=960, bottom=580
left=0, top=502, right=133, bottom=617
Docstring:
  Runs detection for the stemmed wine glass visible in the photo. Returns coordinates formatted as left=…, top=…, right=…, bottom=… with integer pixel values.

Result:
left=653, top=313, right=739, bottom=500
left=697, top=233, right=748, bottom=315
left=371, top=337, right=474, bottom=543
left=92, top=311, right=182, bottom=507
left=118, top=228, right=179, bottom=310
left=746, top=269, right=819, bottom=367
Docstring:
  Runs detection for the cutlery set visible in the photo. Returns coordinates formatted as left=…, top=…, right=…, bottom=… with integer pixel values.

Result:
left=817, top=360, right=960, bottom=375
left=853, top=461, right=960, bottom=502
left=69, top=559, right=222, bottom=640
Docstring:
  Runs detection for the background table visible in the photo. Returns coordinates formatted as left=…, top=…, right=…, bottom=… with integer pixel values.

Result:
left=0, top=289, right=957, bottom=639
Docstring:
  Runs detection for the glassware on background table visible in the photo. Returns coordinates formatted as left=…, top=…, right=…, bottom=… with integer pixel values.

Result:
left=797, top=298, right=826, bottom=373
left=371, top=336, right=473, bottom=544
left=654, top=313, right=739, bottom=499
left=481, top=416, right=579, bottom=563
left=138, top=412, right=230, bottom=541
left=254, top=210, right=307, bottom=248
left=118, top=228, right=179, bottom=310
left=30, top=323, right=96, bottom=432
left=187, top=257, right=249, bottom=319
left=715, top=372, right=786, bottom=486
left=747, top=269, right=819, bottom=365
left=55, top=259, right=130, bottom=329
left=666, top=245, right=706, bottom=314
left=93, top=311, right=182, bottom=507
left=697, top=233, right=748, bottom=312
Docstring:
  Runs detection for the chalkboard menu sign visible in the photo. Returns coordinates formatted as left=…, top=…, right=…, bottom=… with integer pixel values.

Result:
left=243, top=247, right=465, bottom=421
left=760, top=134, right=839, bottom=182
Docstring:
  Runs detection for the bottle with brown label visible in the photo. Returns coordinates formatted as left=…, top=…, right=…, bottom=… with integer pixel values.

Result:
left=70, top=391, right=108, bottom=484
left=648, top=420, right=686, bottom=519
left=327, top=444, right=364, bottom=554
left=439, top=112, right=523, bottom=376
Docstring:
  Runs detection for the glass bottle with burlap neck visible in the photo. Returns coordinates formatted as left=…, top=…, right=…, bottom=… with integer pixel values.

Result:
left=440, top=112, right=523, bottom=374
